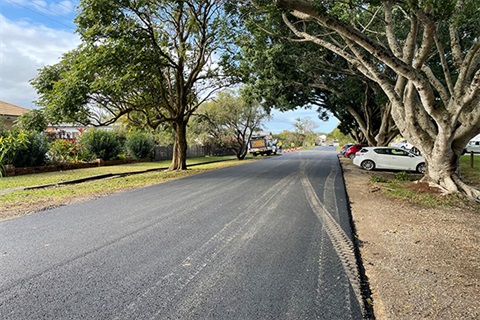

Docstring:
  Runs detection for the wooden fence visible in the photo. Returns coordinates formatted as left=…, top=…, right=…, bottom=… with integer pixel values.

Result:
left=154, top=145, right=235, bottom=161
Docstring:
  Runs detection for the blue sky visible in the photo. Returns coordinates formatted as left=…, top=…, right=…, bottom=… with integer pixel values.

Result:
left=0, top=0, right=339, bottom=133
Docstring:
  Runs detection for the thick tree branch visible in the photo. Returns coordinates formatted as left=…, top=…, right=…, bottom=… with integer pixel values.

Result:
left=384, top=1, right=402, bottom=58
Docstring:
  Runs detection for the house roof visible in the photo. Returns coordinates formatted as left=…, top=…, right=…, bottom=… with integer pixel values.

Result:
left=0, top=100, right=30, bottom=117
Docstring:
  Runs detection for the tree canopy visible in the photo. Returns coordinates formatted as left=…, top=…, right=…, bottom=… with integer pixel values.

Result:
left=193, top=90, right=269, bottom=159
left=268, top=0, right=480, bottom=198
left=32, top=0, right=232, bottom=170
left=224, top=1, right=399, bottom=146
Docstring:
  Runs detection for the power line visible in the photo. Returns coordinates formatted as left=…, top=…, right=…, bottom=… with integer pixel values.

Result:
left=6, top=0, right=76, bottom=29
left=48, top=0, right=80, bottom=13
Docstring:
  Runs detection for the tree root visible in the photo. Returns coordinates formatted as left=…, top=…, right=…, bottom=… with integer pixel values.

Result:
left=452, top=174, right=480, bottom=202
left=420, top=174, right=480, bottom=202
left=419, top=177, right=452, bottom=195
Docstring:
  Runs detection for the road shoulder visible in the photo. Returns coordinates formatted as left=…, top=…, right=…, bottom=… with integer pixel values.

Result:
left=341, top=157, right=480, bottom=319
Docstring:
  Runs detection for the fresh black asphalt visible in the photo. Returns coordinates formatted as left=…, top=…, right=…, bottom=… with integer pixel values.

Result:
left=0, top=147, right=366, bottom=319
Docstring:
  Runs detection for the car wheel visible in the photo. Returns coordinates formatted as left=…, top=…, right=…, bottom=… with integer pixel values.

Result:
left=348, top=153, right=355, bottom=160
left=417, top=163, right=426, bottom=174
left=361, top=160, right=375, bottom=171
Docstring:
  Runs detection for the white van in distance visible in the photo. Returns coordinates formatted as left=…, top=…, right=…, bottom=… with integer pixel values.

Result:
left=465, top=140, right=480, bottom=153
left=463, top=134, right=480, bottom=154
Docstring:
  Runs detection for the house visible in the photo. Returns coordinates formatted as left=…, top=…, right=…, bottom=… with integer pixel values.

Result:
left=0, top=100, right=30, bottom=130
left=45, top=123, right=85, bottom=140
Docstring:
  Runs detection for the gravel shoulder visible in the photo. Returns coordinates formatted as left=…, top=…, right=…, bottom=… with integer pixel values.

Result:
left=341, top=157, right=480, bottom=319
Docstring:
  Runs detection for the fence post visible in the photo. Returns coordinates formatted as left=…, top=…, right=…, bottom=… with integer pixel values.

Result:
left=471, top=151, right=474, bottom=168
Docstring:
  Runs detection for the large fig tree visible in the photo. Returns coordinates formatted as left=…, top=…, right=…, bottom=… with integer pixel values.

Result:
left=271, top=0, right=480, bottom=198
left=225, top=2, right=399, bottom=146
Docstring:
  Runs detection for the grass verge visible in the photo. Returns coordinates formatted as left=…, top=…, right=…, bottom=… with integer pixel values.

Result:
left=0, top=156, right=253, bottom=221
left=369, top=155, right=480, bottom=208
left=0, top=156, right=239, bottom=190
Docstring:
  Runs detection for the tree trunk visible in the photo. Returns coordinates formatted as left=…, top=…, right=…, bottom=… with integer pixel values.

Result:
left=169, top=121, right=188, bottom=171
left=420, top=145, right=459, bottom=192
left=237, top=144, right=248, bottom=160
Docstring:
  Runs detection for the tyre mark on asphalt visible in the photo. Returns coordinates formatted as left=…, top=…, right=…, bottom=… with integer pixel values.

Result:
left=323, top=156, right=341, bottom=221
left=0, top=160, right=296, bottom=314
left=299, top=160, right=364, bottom=316
left=114, top=171, right=300, bottom=319
left=168, top=173, right=299, bottom=319
left=0, top=160, right=285, bottom=297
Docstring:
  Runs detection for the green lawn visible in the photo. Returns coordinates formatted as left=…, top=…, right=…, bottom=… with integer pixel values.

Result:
left=0, top=156, right=238, bottom=190
left=459, top=154, right=480, bottom=188
left=380, top=154, right=480, bottom=208
left=0, top=156, right=254, bottom=220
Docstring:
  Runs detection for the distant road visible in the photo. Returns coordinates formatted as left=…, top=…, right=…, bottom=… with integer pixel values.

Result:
left=0, top=147, right=365, bottom=319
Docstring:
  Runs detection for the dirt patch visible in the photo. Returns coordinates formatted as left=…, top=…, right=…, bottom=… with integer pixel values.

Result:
left=407, top=181, right=445, bottom=194
left=341, top=157, right=480, bottom=319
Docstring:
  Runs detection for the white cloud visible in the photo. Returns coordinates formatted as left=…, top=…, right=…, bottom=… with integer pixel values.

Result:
left=0, top=14, right=80, bottom=108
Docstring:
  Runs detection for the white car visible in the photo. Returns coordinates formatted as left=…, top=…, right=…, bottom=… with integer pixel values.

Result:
left=353, top=147, right=426, bottom=173
left=464, top=140, right=480, bottom=153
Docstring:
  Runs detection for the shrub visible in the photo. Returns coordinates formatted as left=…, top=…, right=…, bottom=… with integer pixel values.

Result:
left=0, top=131, right=29, bottom=176
left=79, top=128, right=122, bottom=161
left=394, top=171, right=411, bottom=181
left=125, top=131, right=154, bottom=159
left=0, top=131, right=29, bottom=163
left=14, top=109, right=48, bottom=133
left=369, top=176, right=388, bottom=183
left=48, top=139, right=80, bottom=164
left=14, top=132, right=49, bottom=167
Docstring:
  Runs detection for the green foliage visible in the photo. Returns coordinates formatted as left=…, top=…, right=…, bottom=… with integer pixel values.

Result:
left=394, top=171, right=411, bottom=181
left=274, top=130, right=302, bottom=148
left=327, top=128, right=351, bottom=146
left=293, top=117, right=319, bottom=146
left=79, top=128, right=122, bottom=161
left=14, top=109, right=48, bottom=132
left=125, top=131, right=155, bottom=159
left=48, top=139, right=82, bottom=164
left=224, top=1, right=397, bottom=146
left=13, top=132, right=49, bottom=167
left=153, top=124, right=176, bottom=146
left=369, top=176, right=388, bottom=183
left=0, top=118, right=6, bottom=134
left=193, top=90, right=269, bottom=160
left=0, top=131, right=29, bottom=176
left=0, top=131, right=29, bottom=164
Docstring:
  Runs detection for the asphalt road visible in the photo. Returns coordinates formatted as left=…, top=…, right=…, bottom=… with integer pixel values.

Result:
left=0, top=147, right=366, bottom=319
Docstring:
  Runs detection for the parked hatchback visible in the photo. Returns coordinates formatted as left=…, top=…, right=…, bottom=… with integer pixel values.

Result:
left=353, top=147, right=426, bottom=173
left=345, top=144, right=367, bottom=159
